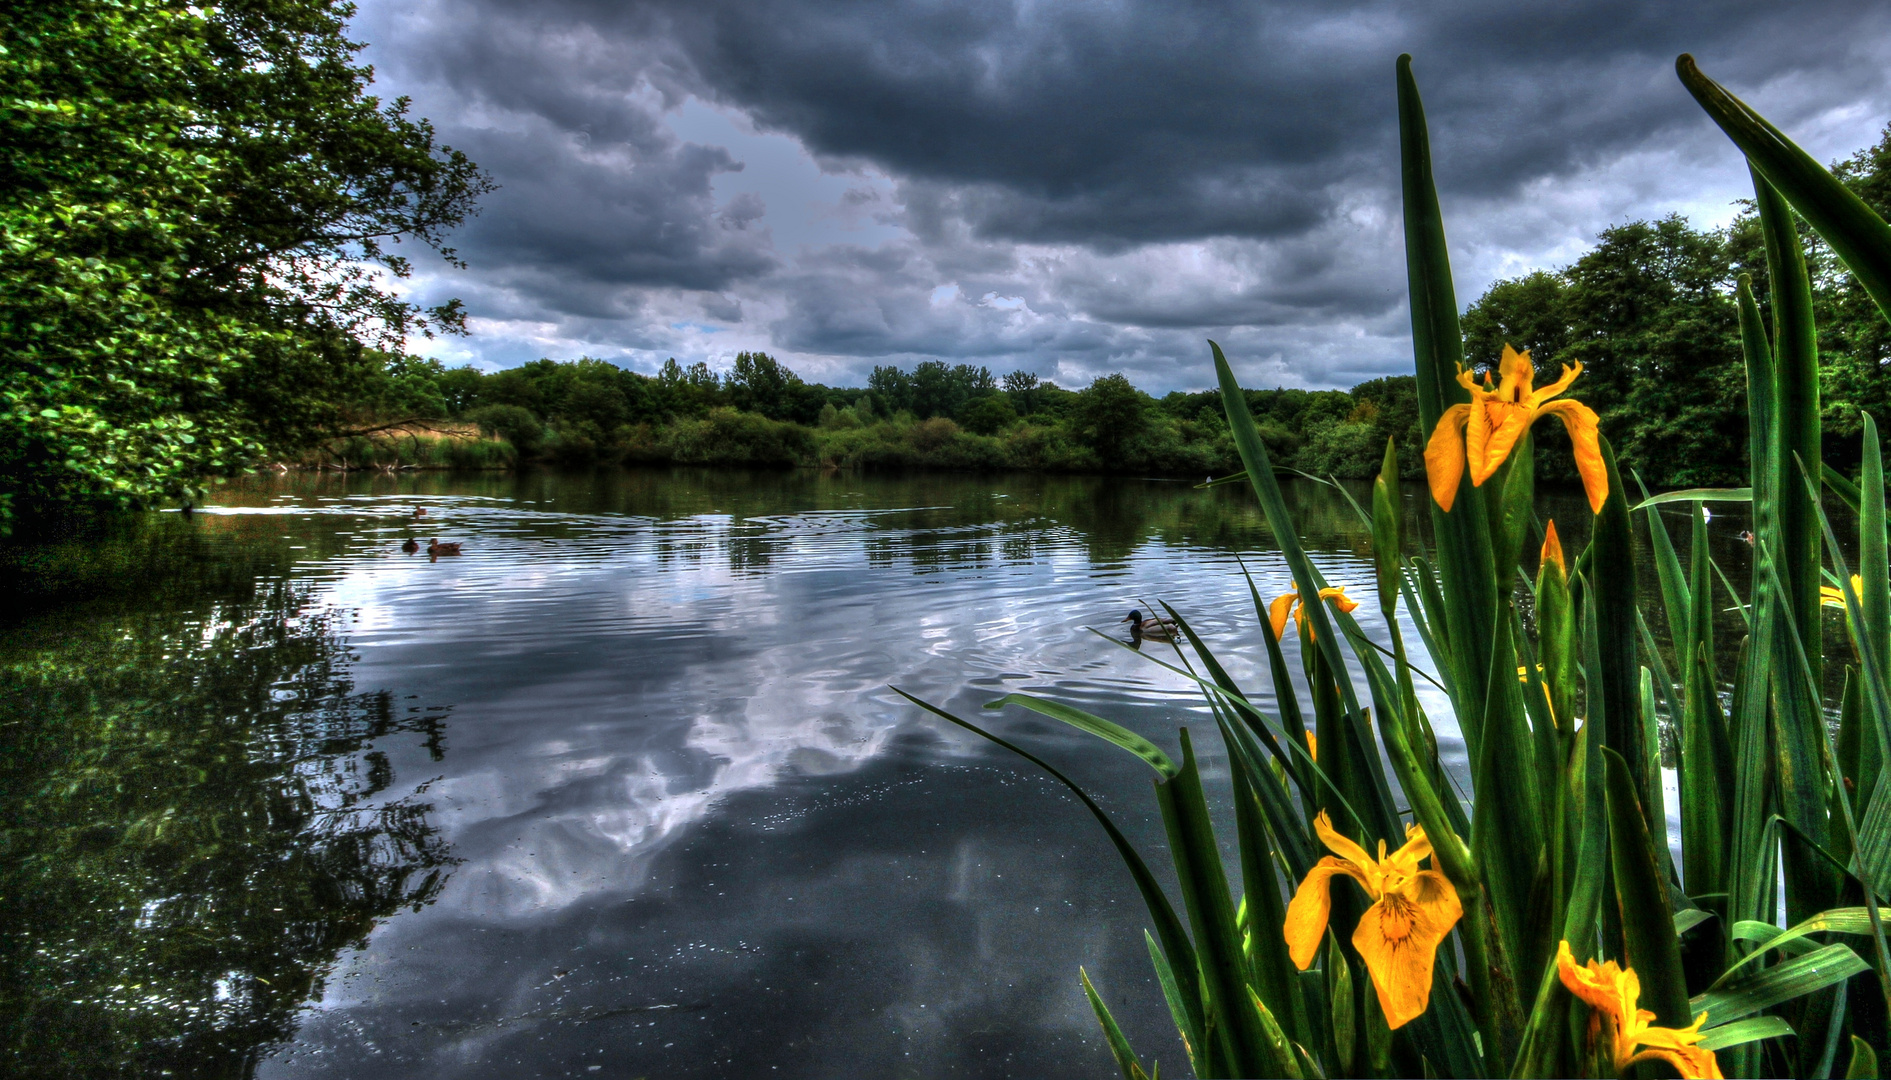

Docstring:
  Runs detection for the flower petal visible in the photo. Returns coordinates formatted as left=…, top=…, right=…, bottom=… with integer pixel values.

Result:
left=1497, top=344, right=1535, bottom=401
left=1350, top=869, right=1462, bottom=1029
left=1556, top=940, right=1628, bottom=1019
left=1385, top=822, right=1434, bottom=875
left=1317, top=586, right=1360, bottom=615
left=1529, top=361, right=1583, bottom=407
left=1284, top=857, right=1367, bottom=969
left=1540, top=398, right=1609, bottom=514
left=1464, top=397, right=1496, bottom=486
left=1425, top=404, right=1472, bottom=510
left=1626, top=1044, right=1724, bottom=1080
left=1269, top=591, right=1299, bottom=641
left=1312, top=810, right=1376, bottom=870
left=1472, top=401, right=1533, bottom=485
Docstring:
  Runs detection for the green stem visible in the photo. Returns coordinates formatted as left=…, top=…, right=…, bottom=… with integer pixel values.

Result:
left=1381, top=628, right=1521, bottom=1069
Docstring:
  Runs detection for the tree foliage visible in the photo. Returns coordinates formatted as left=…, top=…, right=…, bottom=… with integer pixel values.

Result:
left=1461, top=123, right=1891, bottom=486
left=0, top=0, right=487, bottom=531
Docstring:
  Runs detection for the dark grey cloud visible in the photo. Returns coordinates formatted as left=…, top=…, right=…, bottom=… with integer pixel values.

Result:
left=442, top=112, right=776, bottom=314
left=353, top=0, right=1891, bottom=388
left=460, top=0, right=1887, bottom=242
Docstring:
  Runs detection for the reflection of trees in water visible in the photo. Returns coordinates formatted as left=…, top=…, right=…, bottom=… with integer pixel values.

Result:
left=0, top=580, right=453, bottom=1079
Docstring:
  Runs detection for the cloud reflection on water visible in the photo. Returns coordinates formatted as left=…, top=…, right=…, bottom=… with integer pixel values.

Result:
left=194, top=468, right=1531, bottom=1078
left=273, top=474, right=1446, bottom=925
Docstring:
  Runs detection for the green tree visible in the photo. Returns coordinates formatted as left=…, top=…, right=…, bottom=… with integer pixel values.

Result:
left=867, top=365, right=913, bottom=415
left=960, top=393, right=1017, bottom=435
left=1460, top=215, right=1746, bottom=486
left=727, top=351, right=803, bottom=420
left=1460, top=271, right=1572, bottom=372
left=0, top=0, right=487, bottom=531
left=1073, top=374, right=1149, bottom=458
left=1001, top=369, right=1041, bottom=415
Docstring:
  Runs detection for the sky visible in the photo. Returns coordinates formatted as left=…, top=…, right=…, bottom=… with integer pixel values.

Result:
left=350, top=0, right=1891, bottom=394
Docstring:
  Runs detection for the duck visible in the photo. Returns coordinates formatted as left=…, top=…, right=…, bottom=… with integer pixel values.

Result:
left=401, top=537, right=419, bottom=554
left=426, top=538, right=462, bottom=557
left=412, top=506, right=428, bottom=519
left=1122, top=609, right=1177, bottom=643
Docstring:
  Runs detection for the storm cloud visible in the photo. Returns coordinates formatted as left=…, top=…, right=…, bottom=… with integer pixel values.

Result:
left=354, top=0, right=1891, bottom=390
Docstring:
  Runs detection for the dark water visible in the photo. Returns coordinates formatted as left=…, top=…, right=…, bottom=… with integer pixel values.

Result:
left=1, top=468, right=1746, bottom=1079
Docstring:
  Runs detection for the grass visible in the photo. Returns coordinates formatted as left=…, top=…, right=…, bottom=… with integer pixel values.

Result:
left=290, top=424, right=518, bottom=471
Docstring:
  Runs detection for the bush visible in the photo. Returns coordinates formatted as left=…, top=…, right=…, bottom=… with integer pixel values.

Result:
left=909, top=417, right=961, bottom=453
left=1297, top=417, right=1385, bottom=478
left=959, top=394, right=1017, bottom=435
left=654, top=408, right=813, bottom=467
left=433, top=437, right=516, bottom=470
left=464, top=404, right=544, bottom=454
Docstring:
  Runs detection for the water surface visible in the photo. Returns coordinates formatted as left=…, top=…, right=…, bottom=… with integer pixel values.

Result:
left=2, top=468, right=1737, bottom=1078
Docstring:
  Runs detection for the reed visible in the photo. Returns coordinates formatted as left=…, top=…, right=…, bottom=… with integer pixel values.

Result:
left=904, top=55, right=1891, bottom=1079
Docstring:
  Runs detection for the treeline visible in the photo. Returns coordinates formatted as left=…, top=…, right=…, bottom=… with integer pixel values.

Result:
left=12, top=0, right=1891, bottom=530
left=336, top=350, right=1427, bottom=479
left=353, top=120, right=1891, bottom=488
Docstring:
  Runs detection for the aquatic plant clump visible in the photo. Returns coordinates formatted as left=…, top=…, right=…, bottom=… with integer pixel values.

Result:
left=907, top=54, right=1891, bottom=1079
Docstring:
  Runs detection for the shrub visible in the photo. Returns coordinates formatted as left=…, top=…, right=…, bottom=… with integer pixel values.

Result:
left=960, top=394, right=1017, bottom=435
left=1298, top=416, right=1386, bottom=478
left=463, top=404, right=544, bottom=454
left=657, top=408, right=812, bottom=467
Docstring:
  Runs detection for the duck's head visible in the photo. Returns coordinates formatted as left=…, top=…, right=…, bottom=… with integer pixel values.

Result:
left=1121, top=609, right=1143, bottom=624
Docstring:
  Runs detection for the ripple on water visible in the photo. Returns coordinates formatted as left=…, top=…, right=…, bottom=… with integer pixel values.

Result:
left=11, top=470, right=1621, bottom=1079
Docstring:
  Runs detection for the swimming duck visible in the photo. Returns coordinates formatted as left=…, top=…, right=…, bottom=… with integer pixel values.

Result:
left=1122, top=609, right=1177, bottom=643
left=412, top=506, right=428, bottom=519
left=401, top=537, right=419, bottom=554
left=427, top=538, right=462, bottom=557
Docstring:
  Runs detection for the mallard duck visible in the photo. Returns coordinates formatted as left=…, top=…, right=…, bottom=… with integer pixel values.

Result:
left=412, top=506, right=428, bottom=519
left=427, top=538, right=462, bottom=556
left=1122, top=609, right=1177, bottom=643
left=401, top=537, right=419, bottom=554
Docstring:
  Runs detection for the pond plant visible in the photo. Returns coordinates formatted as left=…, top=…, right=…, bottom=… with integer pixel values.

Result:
left=901, top=55, right=1891, bottom=1079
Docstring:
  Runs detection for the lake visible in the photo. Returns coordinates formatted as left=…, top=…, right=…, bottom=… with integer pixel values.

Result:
left=0, top=467, right=1743, bottom=1079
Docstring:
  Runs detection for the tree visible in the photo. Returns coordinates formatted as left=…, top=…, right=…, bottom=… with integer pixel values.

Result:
left=1002, top=369, right=1042, bottom=415
left=1460, top=214, right=1747, bottom=486
left=867, top=365, right=913, bottom=415
left=1073, top=374, right=1149, bottom=457
left=960, top=394, right=1017, bottom=435
left=726, top=351, right=803, bottom=420
left=909, top=361, right=959, bottom=419
left=1460, top=271, right=1572, bottom=373
left=0, top=0, right=487, bottom=531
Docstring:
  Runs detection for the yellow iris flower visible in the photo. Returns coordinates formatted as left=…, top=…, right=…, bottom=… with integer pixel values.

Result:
left=1821, top=574, right=1865, bottom=608
left=1269, top=585, right=1359, bottom=642
left=1284, top=811, right=1462, bottom=1029
left=1556, top=941, right=1723, bottom=1079
left=1425, top=344, right=1609, bottom=515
